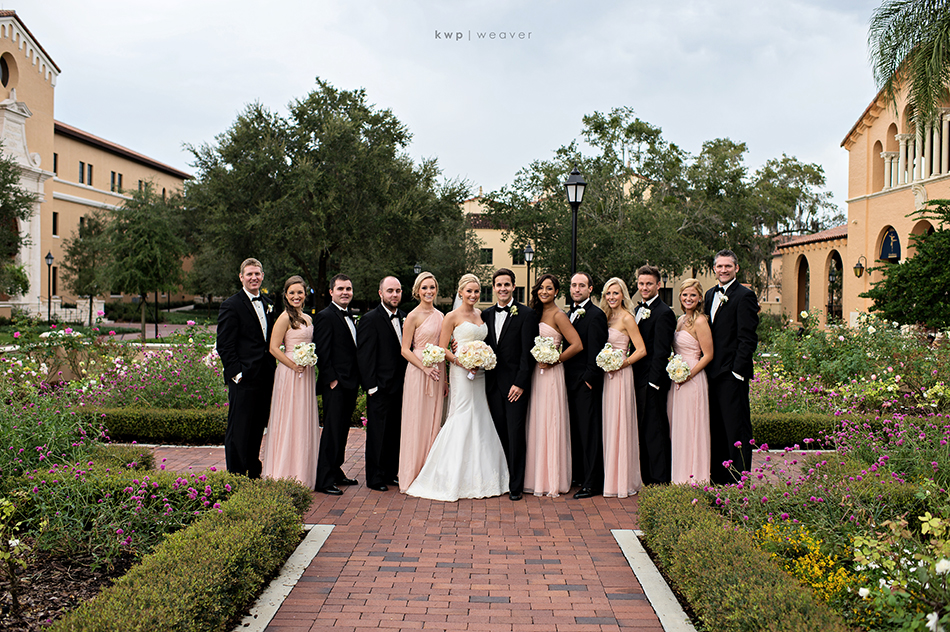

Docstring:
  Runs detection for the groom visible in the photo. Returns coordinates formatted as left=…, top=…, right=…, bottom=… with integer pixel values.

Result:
left=704, top=249, right=759, bottom=484
left=482, top=268, right=536, bottom=501
left=216, top=257, right=277, bottom=479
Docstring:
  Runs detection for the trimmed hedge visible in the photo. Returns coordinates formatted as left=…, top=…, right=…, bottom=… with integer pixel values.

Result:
left=751, top=412, right=884, bottom=449
left=51, top=478, right=309, bottom=632
left=80, top=408, right=229, bottom=444
left=638, top=485, right=851, bottom=632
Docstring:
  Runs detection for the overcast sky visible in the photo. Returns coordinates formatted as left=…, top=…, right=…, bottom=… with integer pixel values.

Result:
left=16, top=0, right=882, bottom=214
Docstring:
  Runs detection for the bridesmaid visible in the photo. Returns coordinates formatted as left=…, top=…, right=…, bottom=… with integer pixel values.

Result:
left=397, top=272, right=446, bottom=492
left=524, top=274, right=583, bottom=497
left=669, top=279, right=714, bottom=484
left=600, top=278, right=647, bottom=498
left=262, top=275, right=319, bottom=489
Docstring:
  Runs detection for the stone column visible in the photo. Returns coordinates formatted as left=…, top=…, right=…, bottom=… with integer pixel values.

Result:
left=942, top=109, right=950, bottom=175
left=925, top=123, right=933, bottom=178
left=896, top=133, right=912, bottom=184
left=882, top=151, right=898, bottom=189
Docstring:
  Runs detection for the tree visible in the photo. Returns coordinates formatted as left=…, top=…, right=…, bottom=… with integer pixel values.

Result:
left=104, top=183, right=188, bottom=339
left=861, top=200, right=950, bottom=328
left=869, top=0, right=950, bottom=127
left=184, top=79, right=471, bottom=308
left=0, top=146, right=37, bottom=297
left=60, top=211, right=109, bottom=325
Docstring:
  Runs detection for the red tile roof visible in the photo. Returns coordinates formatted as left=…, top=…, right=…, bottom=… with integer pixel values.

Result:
left=776, top=225, right=848, bottom=249
left=54, top=121, right=191, bottom=180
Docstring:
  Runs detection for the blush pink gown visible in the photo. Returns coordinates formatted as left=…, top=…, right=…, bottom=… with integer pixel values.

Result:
left=668, top=330, right=711, bottom=484
left=398, top=310, right=445, bottom=492
left=524, top=322, right=571, bottom=497
left=262, top=324, right=319, bottom=489
left=602, top=328, right=642, bottom=498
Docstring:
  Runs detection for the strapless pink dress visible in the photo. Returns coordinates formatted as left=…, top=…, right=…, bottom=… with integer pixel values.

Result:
left=602, top=328, right=641, bottom=498
left=668, top=330, right=710, bottom=484
left=524, top=322, right=571, bottom=497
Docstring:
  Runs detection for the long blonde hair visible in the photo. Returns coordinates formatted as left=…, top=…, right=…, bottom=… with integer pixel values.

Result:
left=600, top=277, right=636, bottom=322
left=412, top=271, right=438, bottom=300
left=678, top=278, right=705, bottom=328
left=456, top=273, right=481, bottom=299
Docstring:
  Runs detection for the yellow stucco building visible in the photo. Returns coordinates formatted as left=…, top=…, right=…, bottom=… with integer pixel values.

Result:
left=0, top=11, right=189, bottom=323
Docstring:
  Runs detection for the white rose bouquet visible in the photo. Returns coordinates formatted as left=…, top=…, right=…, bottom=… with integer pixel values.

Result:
left=292, top=343, right=318, bottom=378
left=666, top=354, right=691, bottom=384
left=421, top=343, right=446, bottom=367
left=596, top=343, right=625, bottom=372
left=531, top=336, right=560, bottom=364
left=457, top=340, right=497, bottom=380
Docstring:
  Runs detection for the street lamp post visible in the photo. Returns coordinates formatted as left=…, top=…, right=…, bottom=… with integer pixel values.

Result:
left=413, top=262, right=422, bottom=275
left=563, top=167, right=587, bottom=277
left=523, top=244, right=534, bottom=296
left=45, top=251, right=54, bottom=324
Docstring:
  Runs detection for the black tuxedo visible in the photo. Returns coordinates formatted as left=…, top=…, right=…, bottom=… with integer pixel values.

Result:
left=704, top=281, right=759, bottom=484
left=314, top=303, right=361, bottom=489
left=357, top=304, right=408, bottom=487
left=217, top=290, right=277, bottom=478
left=632, top=297, right=676, bottom=485
left=482, top=301, right=537, bottom=496
left=563, top=300, right=609, bottom=492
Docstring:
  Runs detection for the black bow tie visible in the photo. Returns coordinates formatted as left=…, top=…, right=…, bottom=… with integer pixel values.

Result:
left=717, top=286, right=727, bottom=294
left=251, top=295, right=264, bottom=302
left=495, top=305, right=510, bottom=313
left=637, top=301, right=648, bottom=308
left=389, top=312, right=400, bottom=320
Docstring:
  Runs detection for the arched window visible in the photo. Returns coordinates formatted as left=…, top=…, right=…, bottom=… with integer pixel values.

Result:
left=796, top=255, right=810, bottom=317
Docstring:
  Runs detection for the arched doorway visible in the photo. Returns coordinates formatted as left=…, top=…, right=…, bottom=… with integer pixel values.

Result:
left=796, top=255, right=810, bottom=317
left=826, top=251, right=843, bottom=323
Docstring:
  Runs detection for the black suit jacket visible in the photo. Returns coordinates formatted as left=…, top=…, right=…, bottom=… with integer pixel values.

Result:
left=217, top=291, right=277, bottom=386
left=357, top=304, right=408, bottom=394
left=563, top=301, right=608, bottom=391
left=704, top=282, right=759, bottom=380
left=314, top=304, right=361, bottom=390
left=482, top=302, right=537, bottom=393
left=632, top=298, right=676, bottom=390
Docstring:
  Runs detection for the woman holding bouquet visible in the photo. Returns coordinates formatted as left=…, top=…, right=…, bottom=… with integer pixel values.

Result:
left=397, top=272, right=446, bottom=492
left=263, top=275, right=318, bottom=489
left=668, top=279, right=713, bottom=484
left=524, top=274, right=583, bottom=497
left=406, top=274, right=509, bottom=501
left=599, top=278, right=647, bottom=498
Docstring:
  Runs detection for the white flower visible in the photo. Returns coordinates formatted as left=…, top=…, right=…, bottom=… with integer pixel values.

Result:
left=800, top=310, right=809, bottom=319
left=868, top=325, right=877, bottom=334
left=596, top=343, right=624, bottom=372
left=719, top=294, right=729, bottom=304
left=531, top=336, right=561, bottom=365
left=858, top=587, right=870, bottom=598
left=575, top=308, right=586, bottom=318
left=509, top=305, right=518, bottom=317
left=936, top=558, right=950, bottom=575
left=640, top=307, right=652, bottom=320
left=8, top=538, right=19, bottom=548
left=421, top=343, right=445, bottom=367
left=291, top=342, right=318, bottom=368
left=666, top=354, right=691, bottom=383
left=266, top=304, right=273, bottom=314
left=926, top=612, right=944, bottom=632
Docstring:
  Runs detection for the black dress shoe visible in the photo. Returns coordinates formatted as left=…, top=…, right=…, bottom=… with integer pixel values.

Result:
left=509, top=492, right=523, bottom=501
left=336, top=477, right=358, bottom=486
left=368, top=483, right=389, bottom=492
left=573, top=488, right=594, bottom=499
left=386, top=477, right=399, bottom=486
left=318, top=485, right=343, bottom=496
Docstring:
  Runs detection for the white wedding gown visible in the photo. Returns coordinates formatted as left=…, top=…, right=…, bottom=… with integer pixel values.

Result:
left=406, top=322, right=509, bottom=501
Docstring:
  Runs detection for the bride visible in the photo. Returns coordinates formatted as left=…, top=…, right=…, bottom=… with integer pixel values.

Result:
left=406, top=274, right=509, bottom=501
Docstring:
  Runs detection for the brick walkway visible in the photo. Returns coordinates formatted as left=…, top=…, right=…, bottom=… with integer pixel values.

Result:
left=154, top=431, right=664, bottom=631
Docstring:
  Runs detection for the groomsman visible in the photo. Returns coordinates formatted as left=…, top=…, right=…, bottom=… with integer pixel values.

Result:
left=482, top=268, right=536, bottom=501
left=704, top=249, right=759, bottom=484
left=357, top=276, right=408, bottom=492
left=314, top=274, right=361, bottom=495
left=564, top=272, right=608, bottom=499
left=216, top=258, right=277, bottom=478
left=633, top=265, right=676, bottom=485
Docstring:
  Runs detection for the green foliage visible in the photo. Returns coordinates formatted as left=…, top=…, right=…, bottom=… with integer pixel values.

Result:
left=756, top=312, right=786, bottom=349
left=0, top=263, right=29, bottom=297
left=60, top=211, right=109, bottom=325
left=183, top=78, right=472, bottom=308
left=638, top=486, right=850, bottom=632
left=869, top=0, right=950, bottom=128
left=750, top=412, right=882, bottom=449
left=83, top=409, right=228, bottom=444
left=0, top=143, right=37, bottom=264
left=49, top=478, right=306, bottom=632
left=861, top=201, right=950, bottom=329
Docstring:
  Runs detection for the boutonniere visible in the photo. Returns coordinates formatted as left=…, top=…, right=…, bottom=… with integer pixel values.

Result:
left=640, top=308, right=651, bottom=320
left=509, top=306, right=518, bottom=317
left=575, top=308, right=586, bottom=319
left=266, top=304, right=274, bottom=314
left=719, top=294, right=730, bottom=304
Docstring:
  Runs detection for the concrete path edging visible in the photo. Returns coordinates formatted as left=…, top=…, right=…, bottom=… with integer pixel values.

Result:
left=236, top=524, right=334, bottom=632
left=612, top=529, right=696, bottom=632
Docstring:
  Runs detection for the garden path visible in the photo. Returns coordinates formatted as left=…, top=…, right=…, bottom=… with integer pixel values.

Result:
left=153, top=430, right=667, bottom=631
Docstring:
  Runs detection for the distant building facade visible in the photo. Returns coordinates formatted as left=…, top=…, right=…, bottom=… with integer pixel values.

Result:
left=0, top=11, right=189, bottom=322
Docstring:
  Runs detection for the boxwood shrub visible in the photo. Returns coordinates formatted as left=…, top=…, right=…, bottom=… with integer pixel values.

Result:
left=638, top=485, right=851, bottom=632
left=51, top=477, right=310, bottom=632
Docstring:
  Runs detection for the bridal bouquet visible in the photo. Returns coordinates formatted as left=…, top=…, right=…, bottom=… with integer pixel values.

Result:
left=530, top=336, right=560, bottom=365
left=421, top=343, right=446, bottom=367
left=457, top=340, right=497, bottom=380
left=292, top=342, right=318, bottom=373
left=666, top=354, right=691, bottom=384
left=596, top=343, right=625, bottom=372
